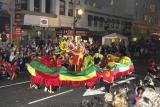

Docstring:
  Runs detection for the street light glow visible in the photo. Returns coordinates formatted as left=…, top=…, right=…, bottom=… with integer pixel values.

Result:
left=78, top=9, right=83, bottom=15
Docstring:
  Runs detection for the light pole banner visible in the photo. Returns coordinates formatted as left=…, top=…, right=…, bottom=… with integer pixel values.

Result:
left=15, top=0, right=22, bottom=26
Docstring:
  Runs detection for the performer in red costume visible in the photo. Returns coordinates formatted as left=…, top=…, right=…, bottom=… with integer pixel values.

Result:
left=99, top=69, right=114, bottom=92
left=55, top=54, right=63, bottom=68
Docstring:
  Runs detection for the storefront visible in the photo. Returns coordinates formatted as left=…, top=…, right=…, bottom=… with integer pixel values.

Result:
left=56, top=27, right=89, bottom=41
left=22, top=13, right=60, bottom=43
left=0, top=16, right=10, bottom=33
left=152, top=32, right=160, bottom=41
left=89, top=31, right=106, bottom=44
left=21, top=25, right=57, bottom=43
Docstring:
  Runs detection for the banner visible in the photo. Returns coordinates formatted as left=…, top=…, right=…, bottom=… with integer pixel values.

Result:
left=15, top=0, right=22, bottom=26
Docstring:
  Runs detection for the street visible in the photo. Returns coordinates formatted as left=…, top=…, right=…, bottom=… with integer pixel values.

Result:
left=0, top=56, right=157, bottom=107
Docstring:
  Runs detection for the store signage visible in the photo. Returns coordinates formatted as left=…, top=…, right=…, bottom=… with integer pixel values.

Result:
left=32, top=26, right=55, bottom=31
left=15, top=27, right=22, bottom=35
left=40, top=18, right=48, bottom=27
left=57, top=29, right=88, bottom=36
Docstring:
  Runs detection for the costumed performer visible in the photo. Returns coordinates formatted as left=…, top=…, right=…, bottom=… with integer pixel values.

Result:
left=98, top=69, right=114, bottom=92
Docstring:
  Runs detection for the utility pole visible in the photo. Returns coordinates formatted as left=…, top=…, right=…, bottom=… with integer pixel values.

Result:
left=72, top=1, right=83, bottom=41
left=73, top=4, right=76, bottom=41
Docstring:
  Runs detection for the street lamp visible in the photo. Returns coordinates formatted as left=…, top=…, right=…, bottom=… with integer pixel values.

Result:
left=73, top=6, right=83, bottom=41
left=78, top=9, right=83, bottom=15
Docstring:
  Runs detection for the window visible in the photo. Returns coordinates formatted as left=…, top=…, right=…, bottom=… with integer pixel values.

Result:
left=105, top=18, right=111, bottom=26
left=59, top=0, right=65, bottom=15
left=111, top=19, right=115, bottom=28
left=150, top=4, right=156, bottom=12
left=68, top=1, right=73, bottom=16
left=21, top=0, right=29, bottom=10
left=84, top=0, right=88, bottom=4
left=94, top=16, right=98, bottom=27
left=45, top=0, right=51, bottom=13
left=99, top=17, right=104, bottom=27
left=34, top=0, right=41, bottom=12
left=115, top=20, right=120, bottom=29
left=99, top=20, right=103, bottom=27
left=88, top=15, right=93, bottom=26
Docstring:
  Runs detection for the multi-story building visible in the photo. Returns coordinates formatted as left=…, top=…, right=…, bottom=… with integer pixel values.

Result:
left=16, top=0, right=58, bottom=41
left=0, top=0, right=10, bottom=33
left=82, top=0, right=135, bottom=41
left=133, top=0, right=160, bottom=39
left=9, top=0, right=136, bottom=42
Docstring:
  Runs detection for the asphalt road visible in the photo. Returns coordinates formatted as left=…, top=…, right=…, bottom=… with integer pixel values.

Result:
left=0, top=56, right=159, bottom=107
left=0, top=76, right=97, bottom=107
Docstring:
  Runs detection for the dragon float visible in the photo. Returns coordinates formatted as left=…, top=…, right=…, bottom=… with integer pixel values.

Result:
left=27, top=39, right=134, bottom=93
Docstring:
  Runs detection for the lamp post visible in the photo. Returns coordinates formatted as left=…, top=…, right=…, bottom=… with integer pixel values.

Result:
left=73, top=6, right=83, bottom=41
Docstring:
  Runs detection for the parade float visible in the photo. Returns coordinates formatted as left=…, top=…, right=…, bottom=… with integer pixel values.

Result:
left=27, top=39, right=134, bottom=93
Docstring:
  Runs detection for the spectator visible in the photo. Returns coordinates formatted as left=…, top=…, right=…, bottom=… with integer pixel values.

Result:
left=135, top=87, right=144, bottom=103
left=93, top=53, right=101, bottom=66
left=112, top=88, right=128, bottom=107
left=104, top=92, right=113, bottom=107
left=147, top=58, right=158, bottom=76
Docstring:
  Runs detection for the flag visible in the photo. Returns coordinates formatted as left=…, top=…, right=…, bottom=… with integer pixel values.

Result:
left=102, top=70, right=114, bottom=83
left=27, top=57, right=101, bottom=87
left=110, top=57, right=134, bottom=79
left=27, top=56, right=134, bottom=87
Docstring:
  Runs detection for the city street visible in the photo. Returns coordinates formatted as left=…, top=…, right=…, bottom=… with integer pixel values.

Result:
left=0, top=0, right=160, bottom=107
left=0, top=56, right=157, bottom=107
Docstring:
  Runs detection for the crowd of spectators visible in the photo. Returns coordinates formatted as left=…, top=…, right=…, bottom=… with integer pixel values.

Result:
left=0, top=39, right=56, bottom=79
left=80, top=80, right=160, bottom=107
left=0, top=37, right=159, bottom=78
left=0, top=38, right=128, bottom=78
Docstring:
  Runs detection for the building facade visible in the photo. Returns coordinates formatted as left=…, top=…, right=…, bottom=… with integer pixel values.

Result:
left=0, top=0, right=10, bottom=33
left=133, top=0, right=160, bottom=39
left=82, top=0, right=135, bottom=41
left=8, top=0, right=137, bottom=42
